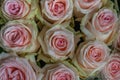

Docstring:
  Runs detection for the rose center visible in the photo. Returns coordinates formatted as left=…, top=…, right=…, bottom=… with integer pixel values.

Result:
left=51, top=35, right=68, bottom=51
left=96, top=11, right=115, bottom=32
left=109, top=61, right=120, bottom=77
left=4, top=67, right=25, bottom=80
left=88, top=46, right=103, bottom=62
left=3, top=26, right=31, bottom=47
left=53, top=72, right=72, bottom=80
left=8, top=3, right=21, bottom=15
left=9, top=30, right=21, bottom=42
left=98, top=13, right=113, bottom=26
left=49, top=1, right=66, bottom=16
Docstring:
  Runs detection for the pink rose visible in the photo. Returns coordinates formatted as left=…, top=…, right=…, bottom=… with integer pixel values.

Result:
left=0, top=20, right=40, bottom=53
left=41, top=63, right=79, bottom=80
left=2, top=0, right=30, bottom=19
left=74, top=0, right=102, bottom=14
left=38, top=0, right=73, bottom=26
left=101, top=54, right=120, bottom=80
left=92, top=9, right=117, bottom=32
left=38, top=25, right=74, bottom=60
left=2, top=24, right=31, bottom=47
left=0, top=56, right=36, bottom=80
left=73, top=40, right=110, bottom=78
left=81, top=8, right=118, bottom=44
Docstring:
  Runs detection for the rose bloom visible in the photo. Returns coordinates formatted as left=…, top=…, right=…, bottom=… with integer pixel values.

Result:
left=81, top=8, right=118, bottom=44
left=2, top=0, right=30, bottom=19
left=101, top=54, right=120, bottom=80
left=73, top=40, right=110, bottom=78
left=38, top=0, right=73, bottom=26
left=0, top=20, right=40, bottom=53
left=1, top=0, right=37, bottom=20
left=0, top=55, right=37, bottom=80
left=41, top=63, right=80, bottom=80
left=74, top=0, right=102, bottom=14
left=38, top=25, right=74, bottom=60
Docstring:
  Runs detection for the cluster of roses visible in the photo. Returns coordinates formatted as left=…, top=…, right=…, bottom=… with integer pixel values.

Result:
left=0, top=0, right=120, bottom=80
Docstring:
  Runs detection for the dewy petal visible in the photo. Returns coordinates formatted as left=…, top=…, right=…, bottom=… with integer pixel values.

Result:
left=24, top=0, right=38, bottom=19
left=38, top=25, right=74, bottom=61
left=0, top=20, right=40, bottom=53
left=72, top=40, right=110, bottom=78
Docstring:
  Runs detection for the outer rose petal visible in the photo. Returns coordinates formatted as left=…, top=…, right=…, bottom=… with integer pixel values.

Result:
left=74, top=0, right=102, bottom=14
left=38, top=25, right=74, bottom=61
left=0, top=53, right=37, bottom=80
left=37, top=0, right=73, bottom=26
left=101, top=54, right=120, bottom=80
left=41, top=63, right=80, bottom=80
left=80, top=8, right=118, bottom=44
left=113, top=30, right=120, bottom=51
left=0, top=20, right=40, bottom=53
left=72, top=40, right=110, bottom=78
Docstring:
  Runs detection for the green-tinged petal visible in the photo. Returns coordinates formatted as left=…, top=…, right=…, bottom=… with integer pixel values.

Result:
left=25, top=0, right=38, bottom=19
left=101, top=0, right=108, bottom=6
left=37, top=49, right=56, bottom=63
left=0, top=11, right=7, bottom=26
left=80, top=14, right=96, bottom=40
left=72, top=56, right=88, bottom=79
left=25, top=53, right=37, bottom=63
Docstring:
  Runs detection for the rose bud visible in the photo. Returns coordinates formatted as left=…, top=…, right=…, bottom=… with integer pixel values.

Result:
left=0, top=20, right=40, bottom=53
left=37, top=0, right=73, bottom=26
left=38, top=25, right=74, bottom=61
left=72, top=40, right=110, bottom=78
left=81, top=8, right=118, bottom=44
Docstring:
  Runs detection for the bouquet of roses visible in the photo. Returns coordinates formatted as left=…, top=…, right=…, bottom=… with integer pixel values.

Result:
left=0, top=0, right=120, bottom=80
